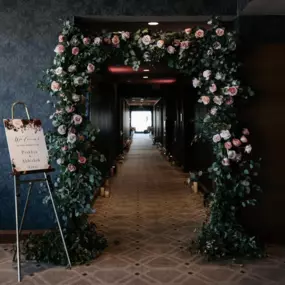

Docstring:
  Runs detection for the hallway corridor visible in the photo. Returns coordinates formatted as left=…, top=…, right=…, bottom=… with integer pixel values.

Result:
left=1, top=135, right=285, bottom=284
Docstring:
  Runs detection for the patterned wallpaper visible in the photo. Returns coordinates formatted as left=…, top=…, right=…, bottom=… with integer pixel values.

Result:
left=0, top=0, right=242, bottom=230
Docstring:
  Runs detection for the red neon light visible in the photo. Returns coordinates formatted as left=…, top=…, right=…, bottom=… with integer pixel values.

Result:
left=108, top=66, right=135, bottom=73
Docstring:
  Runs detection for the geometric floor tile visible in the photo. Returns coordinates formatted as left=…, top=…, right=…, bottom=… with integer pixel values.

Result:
left=1, top=134, right=285, bottom=284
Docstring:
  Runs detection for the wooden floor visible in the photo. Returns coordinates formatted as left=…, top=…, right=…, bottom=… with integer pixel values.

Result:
left=1, top=134, right=285, bottom=284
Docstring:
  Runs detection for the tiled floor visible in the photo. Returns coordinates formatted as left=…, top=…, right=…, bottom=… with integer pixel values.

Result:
left=1, top=134, right=285, bottom=284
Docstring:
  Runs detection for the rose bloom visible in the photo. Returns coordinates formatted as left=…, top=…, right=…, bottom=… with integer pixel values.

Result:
left=240, top=135, right=248, bottom=143
left=210, top=107, right=218, bottom=115
left=220, top=130, right=231, bottom=140
left=54, top=44, right=65, bottom=54
left=173, top=39, right=180, bottom=47
left=232, top=138, right=242, bottom=147
left=142, top=35, right=151, bottom=45
left=195, top=29, right=204, bottom=38
left=213, top=134, right=221, bottom=143
left=228, top=150, right=237, bottom=160
left=242, top=128, right=250, bottom=135
left=225, top=97, right=234, bottom=105
left=65, top=106, right=75, bottom=113
left=58, top=35, right=65, bottom=42
left=222, top=158, right=230, bottom=166
left=224, top=141, right=232, bottom=150
left=72, top=93, right=81, bottom=102
left=122, top=31, right=130, bottom=40
left=57, top=125, right=66, bottom=135
left=216, top=28, right=225, bottom=37
left=67, top=133, right=77, bottom=144
left=68, top=164, right=76, bottom=172
left=51, top=81, right=61, bottom=91
left=185, top=28, right=192, bottom=34
left=69, top=127, right=76, bottom=134
left=201, top=96, right=210, bottom=105
left=228, top=86, right=238, bottom=96
left=213, top=96, right=223, bottom=105
left=78, top=156, right=87, bottom=164
left=55, top=67, right=63, bottom=76
left=74, top=77, right=84, bottom=86
left=87, top=63, right=95, bottom=73
left=94, top=37, right=102, bottom=45
left=180, top=41, right=189, bottom=49
left=62, top=145, right=68, bottom=151
left=209, top=83, right=217, bottom=93
left=203, top=70, right=211, bottom=79
left=83, top=37, right=90, bottom=45
left=56, top=158, right=64, bottom=165
left=112, top=35, right=120, bottom=46
left=192, top=78, right=200, bottom=88
left=167, top=46, right=175, bottom=54
left=213, top=41, right=221, bottom=50
left=68, top=65, right=77, bottom=73
left=157, top=40, right=164, bottom=48
left=245, top=144, right=252, bottom=154
left=72, top=47, right=79, bottom=55
left=73, top=114, right=83, bottom=125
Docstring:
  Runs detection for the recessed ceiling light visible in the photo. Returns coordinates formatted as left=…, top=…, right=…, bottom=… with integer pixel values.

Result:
left=148, top=22, right=159, bottom=26
left=143, top=69, right=150, bottom=72
left=143, top=76, right=148, bottom=79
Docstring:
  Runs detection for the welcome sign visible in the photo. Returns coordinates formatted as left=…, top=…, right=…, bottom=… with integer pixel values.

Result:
left=3, top=119, right=50, bottom=172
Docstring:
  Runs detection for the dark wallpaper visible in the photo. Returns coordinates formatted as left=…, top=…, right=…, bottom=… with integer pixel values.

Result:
left=0, top=0, right=246, bottom=230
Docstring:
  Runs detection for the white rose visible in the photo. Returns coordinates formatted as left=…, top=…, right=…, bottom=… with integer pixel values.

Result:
left=68, top=65, right=77, bottom=73
left=220, top=130, right=231, bottom=140
left=167, top=46, right=175, bottom=54
left=192, top=78, right=200, bottom=88
left=56, top=158, right=64, bottom=165
left=213, top=96, right=223, bottom=105
left=222, top=158, right=230, bottom=166
left=55, top=67, right=63, bottom=75
left=73, top=114, right=83, bottom=125
left=213, top=134, right=221, bottom=143
left=245, top=144, right=252, bottom=154
left=142, top=35, right=151, bottom=45
left=157, top=40, right=164, bottom=48
left=72, top=94, right=81, bottom=102
left=67, top=133, right=77, bottom=144
left=94, top=37, right=102, bottom=45
left=57, top=125, right=67, bottom=135
left=203, top=70, right=211, bottom=80
left=228, top=150, right=237, bottom=160
left=210, top=107, right=218, bottom=115
left=74, top=77, right=84, bottom=86
left=215, top=72, right=223, bottom=80
left=209, top=83, right=217, bottom=93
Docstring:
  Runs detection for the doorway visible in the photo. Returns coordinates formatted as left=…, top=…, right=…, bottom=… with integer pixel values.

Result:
left=131, top=110, right=152, bottom=133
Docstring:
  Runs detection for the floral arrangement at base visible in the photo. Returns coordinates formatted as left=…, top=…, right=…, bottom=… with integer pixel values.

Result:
left=24, top=16, right=264, bottom=263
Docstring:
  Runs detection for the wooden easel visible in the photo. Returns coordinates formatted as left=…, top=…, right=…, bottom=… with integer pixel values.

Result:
left=9, top=102, right=71, bottom=282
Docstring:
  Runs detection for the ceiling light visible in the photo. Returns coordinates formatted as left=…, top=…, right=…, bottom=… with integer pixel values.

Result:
left=148, top=22, right=159, bottom=26
left=143, top=76, right=148, bottom=79
left=143, top=69, right=150, bottom=72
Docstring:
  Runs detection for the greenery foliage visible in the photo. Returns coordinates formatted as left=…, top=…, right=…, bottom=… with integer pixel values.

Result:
left=24, top=17, right=264, bottom=264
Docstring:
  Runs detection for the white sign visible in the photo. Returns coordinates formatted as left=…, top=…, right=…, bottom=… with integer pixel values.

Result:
left=3, top=119, right=50, bottom=172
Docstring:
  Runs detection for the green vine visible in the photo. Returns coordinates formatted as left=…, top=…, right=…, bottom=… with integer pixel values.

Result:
left=24, top=17, right=264, bottom=264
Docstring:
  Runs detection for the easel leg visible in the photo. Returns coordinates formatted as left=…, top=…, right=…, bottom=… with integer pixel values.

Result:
left=13, top=176, right=21, bottom=282
left=13, top=182, right=33, bottom=262
left=44, top=173, right=72, bottom=269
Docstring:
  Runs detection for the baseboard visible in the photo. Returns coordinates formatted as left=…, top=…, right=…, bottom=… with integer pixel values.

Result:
left=0, top=230, right=46, bottom=244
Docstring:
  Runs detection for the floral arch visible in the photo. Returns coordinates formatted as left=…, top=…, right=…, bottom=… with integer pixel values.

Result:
left=26, top=18, right=264, bottom=264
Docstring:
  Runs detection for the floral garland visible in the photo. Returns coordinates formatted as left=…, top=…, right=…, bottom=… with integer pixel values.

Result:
left=31, top=17, right=264, bottom=263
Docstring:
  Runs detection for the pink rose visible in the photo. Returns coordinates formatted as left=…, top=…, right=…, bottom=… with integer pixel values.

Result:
left=87, top=63, right=95, bottom=73
left=73, top=114, right=83, bottom=125
left=58, top=35, right=65, bottom=42
left=167, top=46, right=175, bottom=54
left=112, top=35, right=120, bottom=46
left=185, top=28, right=192, bottom=34
left=68, top=164, right=76, bottom=172
left=83, top=37, right=90, bottom=45
left=62, top=146, right=68, bottom=151
left=228, top=86, right=238, bottom=96
left=51, top=81, right=61, bottom=91
left=216, top=28, right=225, bottom=37
left=78, top=156, right=87, bottom=164
left=122, top=32, right=130, bottom=40
left=226, top=97, right=234, bottom=105
left=180, top=41, right=189, bottom=49
left=65, top=106, right=75, bottom=113
left=195, top=29, right=204, bottom=38
left=209, top=83, right=217, bottom=93
left=201, top=96, right=210, bottom=105
left=240, top=136, right=248, bottom=143
left=72, top=47, right=79, bottom=55
left=54, top=44, right=65, bottom=54
left=232, top=139, right=242, bottom=147
left=224, top=142, right=232, bottom=150
left=173, top=39, right=180, bottom=47
left=222, top=158, right=230, bottom=166
left=242, top=128, right=250, bottom=136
